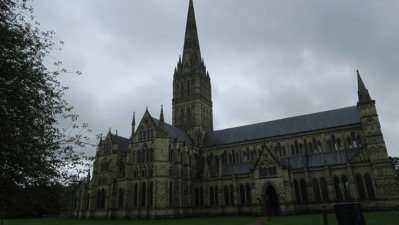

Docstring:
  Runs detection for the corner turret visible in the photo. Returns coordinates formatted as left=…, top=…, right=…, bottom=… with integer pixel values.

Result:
left=356, top=71, right=387, bottom=160
left=131, top=111, right=136, bottom=138
left=357, top=70, right=375, bottom=105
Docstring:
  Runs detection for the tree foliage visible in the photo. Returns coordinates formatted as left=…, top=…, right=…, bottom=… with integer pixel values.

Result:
left=0, top=0, right=95, bottom=218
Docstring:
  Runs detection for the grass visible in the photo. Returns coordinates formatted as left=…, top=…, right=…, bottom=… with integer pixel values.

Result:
left=264, top=211, right=399, bottom=225
left=2, top=211, right=399, bottom=225
left=1, top=216, right=254, bottom=225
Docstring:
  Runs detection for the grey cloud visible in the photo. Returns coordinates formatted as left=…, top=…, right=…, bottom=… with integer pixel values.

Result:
left=31, top=0, right=399, bottom=157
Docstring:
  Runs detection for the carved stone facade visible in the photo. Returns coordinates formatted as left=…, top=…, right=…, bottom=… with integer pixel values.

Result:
left=72, top=0, right=399, bottom=219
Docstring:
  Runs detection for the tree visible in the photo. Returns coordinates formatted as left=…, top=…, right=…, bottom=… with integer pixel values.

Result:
left=0, top=0, right=95, bottom=218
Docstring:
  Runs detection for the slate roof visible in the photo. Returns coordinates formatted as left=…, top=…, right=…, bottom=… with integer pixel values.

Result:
left=204, top=106, right=360, bottom=146
left=110, top=134, right=129, bottom=153
left=152, top=118, right=193, bottom=145
left=280, top=148, right=359, bottom=169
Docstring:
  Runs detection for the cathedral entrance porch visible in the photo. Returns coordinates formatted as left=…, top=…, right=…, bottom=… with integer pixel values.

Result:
left=264, top=185, right=279, bottom=216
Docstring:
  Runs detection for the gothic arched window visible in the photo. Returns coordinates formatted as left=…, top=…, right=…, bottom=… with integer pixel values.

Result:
left=308, top=142, right=314, bottom=153
left=245, top=183, right=251, bottom=204
left=101, top=188, right=106, bottom=209
left=141, top=167, right=147, bottom=178
left=334, top=176, right=343, bottom=201
left=104, top=140, right=111, bottom=154
left=141, top=182, right=146, bottom=207
left=327, top=140, right=333, bottom=151
left=119, top=157, right=125, bottom=177
left=224, top=185, right=229, bottom=206
left=209, top=186, right=215, bottom=207
left=141, top=145, right=148, bottom=162
left=239, top=184, right=245, bottom=205
left=364, top=173, right=375, bottom=199
left=295, top=140, right=300, bottom=155
left=169, top=181, right=173, bottom=207
left=140, top=129, right=144, bottom=141
left=337, top=138, right=342, bottom=150
left=317, top=141, right=322, bottom=152
left=149, top=182, right=153, bottom=207
left=259, top=167, right=267, bottom=178
left=331, top=135, right=337, bottom=150
left=320, top=177, right=329, bottom=201
left=97, top=189, right=101, bottom=209
left=229, top=184, right=235, bottom=205
left=195, top=188, right=200, bottom=207
left=118, top=188, right=124, bottom=208
left=342, top=175, right=351, bottom=200
left=313, top=178, right=321, bottom=202
left=299, top=143, right=303, bottom=155
left=294, top=179, right=301, bottom=202
left=215, top=186, right=219, bottom=206
left=200, top=187, right=204, bottom=206
left=312, top=138, right=318, bottom=152
left=356, top=174, right=366, bottom=200
left=351, top=132, right=357, bottom=148
left=133, top=183, right=138, bottom=207
left=300, top=179, right=308, bottom=202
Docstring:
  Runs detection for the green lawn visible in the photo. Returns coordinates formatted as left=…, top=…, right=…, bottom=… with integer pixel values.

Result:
left=2, top=211, right=399, bottom=225
left=265, top=211, right=399, bottom=225
left=1, top=217, right=254, bottom=225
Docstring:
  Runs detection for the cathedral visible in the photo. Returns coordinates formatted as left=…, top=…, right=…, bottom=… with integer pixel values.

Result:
left=72, top=0, right=399, bottom=219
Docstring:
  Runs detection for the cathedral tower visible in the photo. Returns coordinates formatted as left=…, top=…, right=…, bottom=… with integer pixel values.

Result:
left=172, top=0, right=213, bottom=146
left=357, top=71, right=398, bottom=197
left=356, top=70, right=388, bottom=160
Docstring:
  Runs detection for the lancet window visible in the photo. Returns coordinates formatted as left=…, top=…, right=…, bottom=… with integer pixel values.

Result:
left=259, top=166, right=277, bottom=178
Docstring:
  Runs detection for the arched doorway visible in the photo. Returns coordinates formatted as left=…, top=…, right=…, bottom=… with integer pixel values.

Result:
left=264, top=185, right=279, bottom=216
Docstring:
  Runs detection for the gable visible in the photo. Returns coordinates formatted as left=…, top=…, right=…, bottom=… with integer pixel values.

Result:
left=136, top=111, right=158, bottom=141
left=134, top=109, right=192, bottom=145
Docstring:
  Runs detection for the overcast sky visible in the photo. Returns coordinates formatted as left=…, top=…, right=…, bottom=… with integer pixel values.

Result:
left=31, top=0, right=399, bottom=157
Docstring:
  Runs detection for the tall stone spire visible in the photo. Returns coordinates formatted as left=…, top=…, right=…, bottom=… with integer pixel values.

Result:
left=357, top=70, right=374, bottom=105
left=183, top=0, right=201, bottom=62
left=182, top=0, right=202, bottom=72
left=172, top=0, right=213, bottom=146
